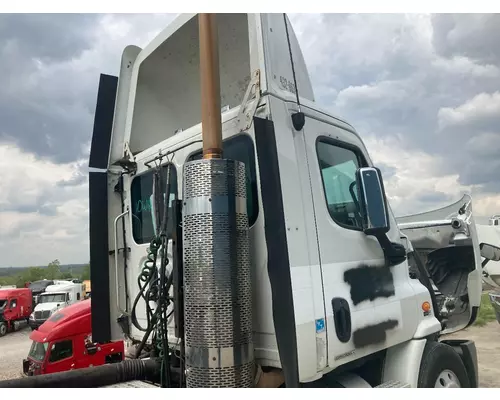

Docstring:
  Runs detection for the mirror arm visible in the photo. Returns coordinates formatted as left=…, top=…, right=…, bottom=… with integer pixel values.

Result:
left=374, top=233, right=407, bottom=267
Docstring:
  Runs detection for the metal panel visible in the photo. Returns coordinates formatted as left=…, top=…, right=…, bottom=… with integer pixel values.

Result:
left=182, top=158, right=254, bottom=387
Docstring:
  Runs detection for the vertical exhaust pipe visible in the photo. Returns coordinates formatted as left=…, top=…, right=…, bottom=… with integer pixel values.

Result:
left=199, top=13, right=223, bottom=160
left=181, top=13, right=254, bottom=388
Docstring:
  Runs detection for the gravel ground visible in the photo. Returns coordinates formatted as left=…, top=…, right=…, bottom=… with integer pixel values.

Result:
left=0, top=322, right=498, bottom=386
left=0, top=325, right=32, bottom=381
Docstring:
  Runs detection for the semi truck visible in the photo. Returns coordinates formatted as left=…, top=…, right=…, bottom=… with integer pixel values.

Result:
left=27, top=280, right=56, bottom=305
left=23, top=299, right=124, bottom=377
left=2, top=12, right=499, bottom=389
left=29, top=283, right=85, bottom=330
left=0, top=288, right=33, bottom=337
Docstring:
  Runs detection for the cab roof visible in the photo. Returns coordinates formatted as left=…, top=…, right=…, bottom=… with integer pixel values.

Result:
left=30, top=299, right=91, bottom=343
left=0, top=288, right=31, bottom=299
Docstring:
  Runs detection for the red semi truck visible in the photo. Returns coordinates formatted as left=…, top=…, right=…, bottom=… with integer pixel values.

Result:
left=0, top=288, right=33, bottom=337
left=23, top=299, right=125, bottom=376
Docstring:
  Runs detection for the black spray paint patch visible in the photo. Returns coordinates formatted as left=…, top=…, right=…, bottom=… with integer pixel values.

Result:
left=344, top=265, right=395, bottom=306
left=353, top=319, right=399, bottom=348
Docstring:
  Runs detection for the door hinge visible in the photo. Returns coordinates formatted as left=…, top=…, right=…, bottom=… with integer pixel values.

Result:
left=237, top=69, right=261, bottom=132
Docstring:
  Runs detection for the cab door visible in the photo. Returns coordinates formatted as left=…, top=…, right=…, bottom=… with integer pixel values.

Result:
left=300, top=109, right=420, bottom=368
left=45, top=339, right=75, bottom=373
left=4, top=298, right=18, bottom=321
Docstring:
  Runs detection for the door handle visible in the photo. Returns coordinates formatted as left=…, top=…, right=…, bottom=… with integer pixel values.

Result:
left=331, top=297, right=351, bottom=343
left=114, top=208, right=130, bottom=315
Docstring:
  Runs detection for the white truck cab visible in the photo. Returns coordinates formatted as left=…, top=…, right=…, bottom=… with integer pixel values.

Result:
left=85, top=13, right=486, bottom=388
left=29, top=283, right=84, bottom=330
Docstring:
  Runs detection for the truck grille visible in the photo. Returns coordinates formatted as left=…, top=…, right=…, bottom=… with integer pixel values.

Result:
left=34, top=310, right=50, bottom=320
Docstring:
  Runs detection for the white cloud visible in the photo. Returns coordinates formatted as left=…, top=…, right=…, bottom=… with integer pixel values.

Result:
left=0, top=143, right=89, bottom=267
left=364, top=134, right=500, bottom=217
left=432, top=56, right=500, bottom=78
left=438, top=91, right=500, bottom=129
left=335, top=80, right=410, bottom=110
left=364, top=135, right=470, bottom=214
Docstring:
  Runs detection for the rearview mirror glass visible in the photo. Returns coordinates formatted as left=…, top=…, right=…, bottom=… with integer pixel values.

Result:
left=355, top=167, right=390, bottom=235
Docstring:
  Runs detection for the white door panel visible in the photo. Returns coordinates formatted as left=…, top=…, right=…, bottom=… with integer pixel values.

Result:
left=300, top=110, right=424, bottom=368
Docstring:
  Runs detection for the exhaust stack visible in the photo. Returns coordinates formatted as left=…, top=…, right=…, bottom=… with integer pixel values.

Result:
left=182, top=13, right=254, bottom=387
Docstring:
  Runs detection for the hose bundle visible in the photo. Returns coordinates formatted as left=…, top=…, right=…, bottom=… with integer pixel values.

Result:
left=130, top=163, right=175, bottom=387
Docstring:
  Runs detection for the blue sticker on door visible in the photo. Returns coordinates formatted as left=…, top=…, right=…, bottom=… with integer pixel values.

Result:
left=315, top=318, right=325, bottom=333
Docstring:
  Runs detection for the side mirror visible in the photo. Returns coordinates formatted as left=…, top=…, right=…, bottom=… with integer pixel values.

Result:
left=86, top=343, right=98, bottom=355
left=355, top=167, right=390, bottom=236
left=480, top=243, right=500, bottom=262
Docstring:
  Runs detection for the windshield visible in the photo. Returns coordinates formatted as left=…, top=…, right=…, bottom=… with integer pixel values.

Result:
left=28, top=341, right=48, bottom=362
left=0, top=300, right=6, bottom=310
left=38, top=294, right=66, bottom=303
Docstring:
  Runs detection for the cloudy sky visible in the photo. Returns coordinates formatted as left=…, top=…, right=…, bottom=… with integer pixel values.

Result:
left=0, top=13, right=499, bottom=267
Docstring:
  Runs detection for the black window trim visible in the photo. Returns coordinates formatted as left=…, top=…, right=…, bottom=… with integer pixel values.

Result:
left=129, top=162, right=178, bottom=246
left=315, top=135, right=369, bottom=232
left=185, top=132, right=260, bottom=228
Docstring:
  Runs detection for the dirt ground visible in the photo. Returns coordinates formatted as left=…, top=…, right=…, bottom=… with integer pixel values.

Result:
left=0, top=322, right=498, bottom=386
left=445, top=320, right=500, bottom=388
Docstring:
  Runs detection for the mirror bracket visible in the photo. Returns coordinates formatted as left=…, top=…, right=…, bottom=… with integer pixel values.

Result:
left=374, top=233, right=407, bottom=267
left=85, top=343, right=98, bottom=355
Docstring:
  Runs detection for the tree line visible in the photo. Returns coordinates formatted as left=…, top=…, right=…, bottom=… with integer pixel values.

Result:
left=0, top=260, right=90, bottom=288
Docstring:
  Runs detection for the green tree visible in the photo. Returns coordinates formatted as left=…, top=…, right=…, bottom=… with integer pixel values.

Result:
left=0, top=276, right=17, bottom=286
left=16, top=267, right=45, bottom=288
left=46, top=259, right=61, bottom=280
left=80, top=264, right=90, bottom=281
left=60, top=272, right=73, bottom=279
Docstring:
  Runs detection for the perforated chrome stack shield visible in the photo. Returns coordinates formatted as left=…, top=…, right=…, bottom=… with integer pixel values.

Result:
left=182, top=158, right=254, bottom=388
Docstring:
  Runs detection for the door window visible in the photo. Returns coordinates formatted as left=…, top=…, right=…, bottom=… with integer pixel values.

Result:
left=316, top=139, right=365, bottom=230
left=9, top=299, right=17, bottom=309
left=131, top=164, right=178, bottom=244
left=49, top=340, right=73, bottom=363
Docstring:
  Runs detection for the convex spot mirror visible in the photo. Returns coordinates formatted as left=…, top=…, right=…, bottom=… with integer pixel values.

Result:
left=355, top=166, right=390, bottom=236
left=480, top=243, right=500, bottom=262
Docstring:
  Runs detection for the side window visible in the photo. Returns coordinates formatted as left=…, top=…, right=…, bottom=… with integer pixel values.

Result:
left=187, top=134, right=259, bottom=226
left=10, top=299, right=17, bottom=309
left=317, top=139, right=365, bottom=230
left=131, top=164, right=178, bottom=244
left=77, top=293, right=81, bottom=301
left=49, top=340, right=73, bottom=363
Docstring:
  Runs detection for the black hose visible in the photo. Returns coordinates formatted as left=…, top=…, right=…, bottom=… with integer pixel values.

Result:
left=0, top=359, right=159, bottom=388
